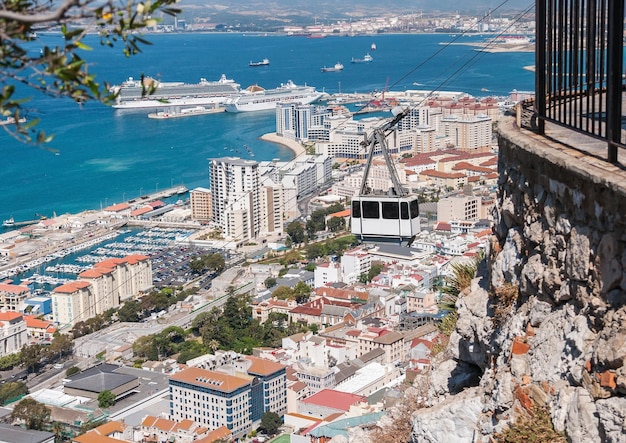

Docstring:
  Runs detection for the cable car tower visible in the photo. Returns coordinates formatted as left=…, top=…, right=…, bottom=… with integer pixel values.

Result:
left=351, top=106, right=420, bottom=245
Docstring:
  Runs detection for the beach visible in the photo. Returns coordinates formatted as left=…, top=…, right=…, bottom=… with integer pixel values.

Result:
left=260, top=132, right=306, bottom=157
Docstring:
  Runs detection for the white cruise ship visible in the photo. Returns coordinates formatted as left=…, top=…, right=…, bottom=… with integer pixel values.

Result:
left=224, top=80, right=323, bottom=112
left=110, top=74, right=241, bottom=109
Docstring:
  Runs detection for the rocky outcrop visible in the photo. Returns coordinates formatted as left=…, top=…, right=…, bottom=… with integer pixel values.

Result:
left=410, top=119, right=626, bottom=442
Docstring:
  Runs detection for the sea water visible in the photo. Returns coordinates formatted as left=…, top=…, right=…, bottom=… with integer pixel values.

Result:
left=0, top=33, right=534, bottom=225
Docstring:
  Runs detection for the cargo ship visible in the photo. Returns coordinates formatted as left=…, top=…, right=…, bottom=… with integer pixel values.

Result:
left=110, top=74, right=241, bottom=110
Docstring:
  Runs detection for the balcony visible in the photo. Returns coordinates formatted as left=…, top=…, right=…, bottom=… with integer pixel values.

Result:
left=526, top=0, right=625, bottom=165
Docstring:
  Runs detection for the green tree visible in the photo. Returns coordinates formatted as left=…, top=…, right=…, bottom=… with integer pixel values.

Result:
left=272, top=286, right=294, bottom=300
left=20, top=343, right=43, bottom=373
left=264, top=277, right=277, bottom=289
left=327, top=216, right=346, bottom=232
left=65, top=366, right=80, bottom=376
left=259, top=411, right=282, bottom=435
left=97, top=390, right=116, bottom=408
left=47, top=333, right=73, bottom=362
left=1, top=0, right=180, bottom=144
left=293, top=281, right=311, bottom=304
left=306, top=243, right=326, bottom=260
left=0, top=352, right=21, bottom=371
left=117, top=300, right=142, bottom=322
left=286, top=221, right=305, bottom=244
left=11, top=398, right=51, bottom=430
left=0, top=381, right=28, bottom=405
left=325, top=202, right=345, bottom=214
left=205, top=253, right=226, bottom=274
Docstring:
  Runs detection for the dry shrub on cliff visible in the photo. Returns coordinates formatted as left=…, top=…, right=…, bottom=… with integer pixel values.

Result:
left=371, top=380, right=428, bottom=443
left=491, top=283, right=520, bottom=324
left=492, top=406, right=565, bottom=443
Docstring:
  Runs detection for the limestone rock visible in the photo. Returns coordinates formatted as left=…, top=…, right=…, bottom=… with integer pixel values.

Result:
left=565, top=226, right=590, bottom=281
left=596, top=397, right=626, bottom=443
left=491, top=227, right=524, bottom=287
left=596, top=233, right=622, bottom=295
left=528, top=299, right=553, bottom=327
left=564, top=388, right=601, bottom=442
left=528, top=305, right=592, bottom=385
left=592, top=312, right=626, bottom=369
left=411, top=388, right=483, bottom=443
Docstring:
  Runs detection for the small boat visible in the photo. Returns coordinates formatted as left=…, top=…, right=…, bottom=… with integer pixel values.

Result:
left=0, top=116, right=26, bottom=126
left=321, top=63, right=344, bottom=73
left=371, top=42, right=377, bottom=51
left=2, top=217, right=14, bottom=227
left=351, top=53, right=373, bottom=63
left=249, top=58, right=270, bottom=67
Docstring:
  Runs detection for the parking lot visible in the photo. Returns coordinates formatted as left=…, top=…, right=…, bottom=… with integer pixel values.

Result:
left=150, top=246, right=230, bottom=290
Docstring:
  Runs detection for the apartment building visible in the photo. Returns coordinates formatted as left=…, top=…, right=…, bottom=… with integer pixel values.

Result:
left=210, top=157, right=260, bottom=241
left=169, top=356, right=286, bottom=439
left=0, top=282, right=30, bottom=311
left=189, top=187, right=212, bottom=221
left=437, top=194, right=480, bottom=222
left=51, top=255, right=152, bottom=327
left=0, top=311, right=27, bottom=357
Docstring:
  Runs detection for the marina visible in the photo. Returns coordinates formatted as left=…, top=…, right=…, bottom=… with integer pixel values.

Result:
left=1, top=226, right=196, bottom=290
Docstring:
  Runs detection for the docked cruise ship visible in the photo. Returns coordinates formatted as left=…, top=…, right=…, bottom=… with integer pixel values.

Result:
left=110, top=74, right=241, bottom=109
left=223, top=80, right=323, bottom=112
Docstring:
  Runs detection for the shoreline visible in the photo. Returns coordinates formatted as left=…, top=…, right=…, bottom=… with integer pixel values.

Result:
left=260, top=132, right=306, bottom=158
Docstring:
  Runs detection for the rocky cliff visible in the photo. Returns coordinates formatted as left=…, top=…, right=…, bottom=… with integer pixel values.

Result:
left=411, top=118, right=626, bottom=442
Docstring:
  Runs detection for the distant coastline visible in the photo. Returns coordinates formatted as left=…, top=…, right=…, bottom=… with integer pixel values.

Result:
left=260, top=132, right=306, bottom=158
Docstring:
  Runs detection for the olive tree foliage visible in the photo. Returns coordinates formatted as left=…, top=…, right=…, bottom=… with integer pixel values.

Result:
left=0, top=0, right=180, bottom=144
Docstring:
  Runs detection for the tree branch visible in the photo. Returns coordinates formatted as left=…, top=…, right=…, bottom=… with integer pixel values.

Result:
left=0, top=0, right=85, bottom=24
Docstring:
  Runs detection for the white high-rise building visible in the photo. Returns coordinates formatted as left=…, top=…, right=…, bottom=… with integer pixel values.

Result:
left=210, top=157, right=261, bottom=240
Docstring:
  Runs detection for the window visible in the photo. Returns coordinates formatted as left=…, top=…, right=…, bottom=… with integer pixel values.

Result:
left=401, top=202, right=409, bottom=219
left=410, top=199, right=419, bottom=219
left=351, top=200, right=361, bottom=218
left=362, top=201, right=380, bottom=219
left=382, top=201, right=399, bottom=219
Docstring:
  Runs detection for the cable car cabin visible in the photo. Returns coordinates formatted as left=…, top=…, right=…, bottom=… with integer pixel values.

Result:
left=351, top=194, right=420, bottom=243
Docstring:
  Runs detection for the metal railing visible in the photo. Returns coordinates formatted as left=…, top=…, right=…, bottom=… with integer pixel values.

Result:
left=534, top=0, right=625, bottom=164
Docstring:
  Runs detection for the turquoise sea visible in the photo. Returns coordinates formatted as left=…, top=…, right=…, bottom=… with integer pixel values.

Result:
left=0, top=33, right=534, bottom=226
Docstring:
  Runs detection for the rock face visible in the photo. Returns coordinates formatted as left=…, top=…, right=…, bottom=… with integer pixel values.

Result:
left=410, top=119, right=626, bottom=441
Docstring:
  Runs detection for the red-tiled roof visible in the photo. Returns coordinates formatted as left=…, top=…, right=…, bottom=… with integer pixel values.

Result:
left=301, top=388, right=366, bottom=411
left=328, top=209, right=351, bottom=218
left=0, top=311, right=23, bottom=321
left=54, top=280, right=91, bottom=293
left=24, top=315, right=54, bottom=330
left=246, top=355, right=285, bottom=376
left=131, top=207, right=152, bottom=217
left=0, top=283, right=30, bottom=294
left=420, top=170, right=466, bottom=179
left=170, top=367, right=250, bottom=393
left=195, top=427, right=231, bottom=443
left=103, top=203, right=131, bottom=212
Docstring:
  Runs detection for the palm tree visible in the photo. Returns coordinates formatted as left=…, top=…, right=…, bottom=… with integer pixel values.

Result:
left=51, top=421, right=64, bottom=443
left=208, top=340, right=220, bottom=354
